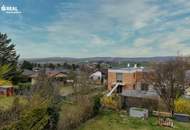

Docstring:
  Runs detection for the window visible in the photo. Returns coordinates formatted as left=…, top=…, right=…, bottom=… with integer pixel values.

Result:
left=116, top=73, right=123, bottom=82
left=141, top=83, right=149, bottom=91
left=133, top=84, right=136, bottom=90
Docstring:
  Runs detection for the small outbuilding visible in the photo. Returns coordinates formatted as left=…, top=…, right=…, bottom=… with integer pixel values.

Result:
left=0, top=80, right=14, bottom=96
left=129, top=107, right=148, bottom=118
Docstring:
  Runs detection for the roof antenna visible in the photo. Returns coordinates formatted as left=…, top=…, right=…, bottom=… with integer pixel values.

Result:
left=127, top=63, right=130, bottom=68
left=134, top=64, right=137, bottom=68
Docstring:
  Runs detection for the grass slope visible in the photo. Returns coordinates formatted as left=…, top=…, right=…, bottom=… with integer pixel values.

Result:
left=78, top=110, right=190, bottom=130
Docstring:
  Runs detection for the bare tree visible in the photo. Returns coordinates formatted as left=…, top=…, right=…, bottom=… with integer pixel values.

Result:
left=147, top=57, right=187, bottom=115
left=67, top=70, right=93, bottom=102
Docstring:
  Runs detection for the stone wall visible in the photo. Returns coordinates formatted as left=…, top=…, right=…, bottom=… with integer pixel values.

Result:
left=123, top=96, right=159, bottom=111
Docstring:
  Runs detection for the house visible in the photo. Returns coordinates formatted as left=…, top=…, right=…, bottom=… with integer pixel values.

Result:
left=107, top=64, right=159, bottom=109
left=30, top=69, right=68, bottom=85
left=46, top=69, right=68, bottom=78
left=30, top=73, right=39, bottom=85
left=89, top=71, right=102, bottom=84
left=22, top=69, right=34, bottom=77
left=107, top=65, right=151, bottom=92
left=47, top=71, right=68, bottom=82
left=90, top=71, right=102, bottom=80
left=22, top=69, right=34, bottom=82
left=0, top=80, right=14, bottom=96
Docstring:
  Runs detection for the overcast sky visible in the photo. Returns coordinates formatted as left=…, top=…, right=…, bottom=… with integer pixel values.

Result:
left=1, top=0, right=190, bottom=58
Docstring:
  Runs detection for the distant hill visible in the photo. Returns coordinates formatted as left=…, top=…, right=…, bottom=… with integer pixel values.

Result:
left=20, top=56, right=177, bottom=64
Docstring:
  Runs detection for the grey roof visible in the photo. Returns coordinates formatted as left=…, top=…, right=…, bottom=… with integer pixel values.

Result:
left=22, top=69, right=34, bottom=76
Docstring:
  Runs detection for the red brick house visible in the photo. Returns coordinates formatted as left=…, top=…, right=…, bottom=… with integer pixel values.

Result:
left=107, top=65, right=159, bottom=109
left=107, top=65, right=147, bottom=92
left=108, top=66, right=156, bottom=97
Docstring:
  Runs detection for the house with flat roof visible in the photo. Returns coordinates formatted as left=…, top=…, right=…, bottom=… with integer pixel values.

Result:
left=107, top=64, right=159, bottom=109
left=107, top=65, right=151, bottom=92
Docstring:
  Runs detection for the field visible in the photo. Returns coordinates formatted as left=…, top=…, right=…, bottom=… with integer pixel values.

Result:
left=77, top=110, right=190, bottom=130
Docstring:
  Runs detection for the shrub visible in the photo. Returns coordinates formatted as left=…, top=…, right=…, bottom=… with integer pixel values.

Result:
left=58, top=95, right=96, bottom=130
left=1, top=77, right=60, bottom=130
left=101, top=95, right=119, bottom=109
left=15, top=83, right=31, bottom=95
left=18, top=83, right=31, bottom=89
left=93, top=95, right=101, bottom=115
left=1, top=104, right=59, bottom=130
left=175, top=98, right=190, bottom=115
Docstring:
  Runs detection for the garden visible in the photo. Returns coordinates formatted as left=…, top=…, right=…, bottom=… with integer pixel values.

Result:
left=77, top=110, right=190, bottom=130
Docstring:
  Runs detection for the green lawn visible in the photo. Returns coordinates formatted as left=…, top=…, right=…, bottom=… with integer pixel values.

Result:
left=0, top=96, right=14, bottom=111
left=0, top=96, right=28, bottom=111
left=77, top=110, right=190, bottom=130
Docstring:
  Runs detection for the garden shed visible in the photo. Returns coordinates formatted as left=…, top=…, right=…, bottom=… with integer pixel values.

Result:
left=0, top=80, right=14, bottom=96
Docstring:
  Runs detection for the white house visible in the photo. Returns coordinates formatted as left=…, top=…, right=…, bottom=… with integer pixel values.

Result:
left=89, top=71, right=102, bottom=81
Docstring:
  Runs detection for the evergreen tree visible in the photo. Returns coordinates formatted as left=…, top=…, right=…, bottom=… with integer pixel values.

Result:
left=0, top=33, right=19, bottom=66
left=0, top=33, right=20, bottom=84
left=21, top=60, right=33, bottom=70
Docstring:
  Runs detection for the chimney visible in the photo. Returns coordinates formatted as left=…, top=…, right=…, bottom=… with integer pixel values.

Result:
left=134, top=64, right=137, bottom=68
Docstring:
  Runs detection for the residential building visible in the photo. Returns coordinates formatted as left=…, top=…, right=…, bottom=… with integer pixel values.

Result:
left=30, top=69, right=68, bottom=85
left=107, top=65, right=159, bottom=109
left=108, top=65, right=150, bottom=92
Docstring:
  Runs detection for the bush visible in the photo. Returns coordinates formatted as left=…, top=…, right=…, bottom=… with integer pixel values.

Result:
left=1, top=77, right=60, bottom=130
left=58, top=96, right=95, bottom=130
left=1, top=104, right=59, bottom=130
left=93, top=95, right=101, bottom=115
left=1, top=105, right=48, bottom=130
left=101, top=95, right=120, bottom=109
left=15, top=83, right=31, bottom=95
left=175, top=98, right=190, bottom=115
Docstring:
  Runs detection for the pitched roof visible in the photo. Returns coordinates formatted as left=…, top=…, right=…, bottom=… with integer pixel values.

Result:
left=22, top=69, right=34, bottom=76
left=47, top=72, right=66, bottom=77
left=90, top=71, right=102, bottom=77
left=30, top=73, right=39, bottom=78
